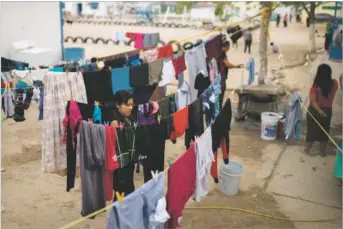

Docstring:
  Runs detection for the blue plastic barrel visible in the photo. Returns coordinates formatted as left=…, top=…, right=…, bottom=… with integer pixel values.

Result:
left=64, top=47, right=85, bottom=62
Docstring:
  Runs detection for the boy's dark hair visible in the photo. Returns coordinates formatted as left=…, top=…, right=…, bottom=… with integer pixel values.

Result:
left=90, top=57, right=97, bottom=63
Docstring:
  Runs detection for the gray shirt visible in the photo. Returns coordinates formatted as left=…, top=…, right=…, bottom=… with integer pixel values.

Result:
left=243, top=30, right=252, bottom=41
left=79, top=121, right=106, bottom=216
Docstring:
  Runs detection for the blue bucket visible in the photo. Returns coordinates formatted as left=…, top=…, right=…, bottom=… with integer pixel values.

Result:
left=64, top=47, right=85, bottom=62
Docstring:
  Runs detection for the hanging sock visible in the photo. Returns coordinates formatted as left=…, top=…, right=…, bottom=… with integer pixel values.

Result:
left=13, top=88, right=25, bottom=122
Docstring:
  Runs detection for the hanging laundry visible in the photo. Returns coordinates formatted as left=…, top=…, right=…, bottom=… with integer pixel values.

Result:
left=139, top=172, right=169, bottom=229
left=246, top=56, right=255, bottom=85
left=133, top=86, right=156, bottom=105
left=201, top=86, right=215, bottom=127
left=42, top=72, right=87, bottom=173
left=83, top=71, right=112, bottom=104
left=137, top=101, right=159, bottom=126
left=111, top=66, right=132, bottom=94
left=135, top=123, right=167, bottom=183
left=185, top=97, right=204, bottom=149
left=204, top=34, right=221, bottom=63
left=158, top=59, right=175, bottom=87
left=166, top=143, right=196, bottom=229
left=175, top=82, right=191, bottom=111
left=81, top=63, right=98, bottom=72
left=210, top=99, right=232, bottom=183
left=13, top=88, right=26, bottom=122
left=62, top=100, right=82, bottom=150
left=157, top=44, right=173, bottom=59
left=49, top=66, right=64, bottom=72
left=127, top=53, right=142, bottom=67
left=193, top=127, right=215, bottom=202
left=32, top=86, right=40, bottom=104
left=104, top=125, right=119, bottom=201
left=211, top=74, right=222, bottom=118
left=38, top=87, right=44, bottom=120
left=2, top=85, right=14, bottom=118
left=148, top=59, right=163, bottom=85
left=1, top=57, right=29, bottom=72
left=93, top=103, right=102, bottom=124
left=194, top=71, right=211, bottom=98
left=143, top=33, right=160, bottom=48
left=107, top=187, right=145, bottom=229
left=185, top=44, right=208, bottom=102
left=126, top=32, right=144, bottom=49
left=170, top=107, right=189, bottom=141
left=209, top=58, right=218, bottom=82
left=284, top=92, right=302, bottom=140
left=112, top=163, right=136, bottom=202
left=140, top=48, right=158, bottom=63
left=150, top=86, right=166, bottom=101
left=115, top=126, right=137, bottom=168
left=172, top=53, right=187, bottom=76
left=112, top=31, right=126, bottom=42
left=177, top=72, right=184, bottom=89
left=104, top=57, right=127, bottom=70
left=129, top=63, right=149, bottom=87
left=78, top=121, right=106, bottom=217
left=66, top=102, right=94, bottom=192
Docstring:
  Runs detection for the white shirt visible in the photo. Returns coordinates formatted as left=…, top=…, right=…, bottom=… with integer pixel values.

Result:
left=158, top=59, right=175, bottom=87
left=193, top=127, right=215, bottom=202
left=175, top=82, right=191, bottom=110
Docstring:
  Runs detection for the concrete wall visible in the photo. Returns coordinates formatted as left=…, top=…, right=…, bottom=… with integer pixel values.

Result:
left=190, top=7, right=215, bottom=21
left=0, top=2, right=63, bottom=66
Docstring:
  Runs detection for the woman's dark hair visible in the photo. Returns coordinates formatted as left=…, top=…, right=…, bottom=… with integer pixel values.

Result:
left=222, top=40, right=230, bottom=48
left=313, top=64, right=333, bottom=98
left=113, top=90, right=134, bottom=106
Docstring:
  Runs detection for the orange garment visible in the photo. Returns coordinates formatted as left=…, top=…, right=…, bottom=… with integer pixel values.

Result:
left=170, top=107, right=189, bottom=141
left=157, top=44, right=174, bottom=59
left=104, top=126, right=120, bottom=201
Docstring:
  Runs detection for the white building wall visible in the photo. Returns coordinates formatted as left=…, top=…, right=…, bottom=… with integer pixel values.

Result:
left=190, top=7, right=216, bottom=21
left=1, top=2, right=63, bottom=66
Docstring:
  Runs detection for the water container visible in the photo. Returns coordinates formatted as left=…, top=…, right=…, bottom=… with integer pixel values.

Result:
left=217, top=160, right=244, bottom=196
left=261, top=112, right=280, bottom=140
left=64, top=47, right=85, bottom=62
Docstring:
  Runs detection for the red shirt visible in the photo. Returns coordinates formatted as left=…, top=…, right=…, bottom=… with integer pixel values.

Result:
left=172, top=53, right=186, bottom=77
left=170, top=107, right=189, bottom=140
left=158, top=44, right=174, bottom=59
left=310, top=80, right=338, bottom=108
left=104, top=126, right=120, bottom=201
left=165, top=143, right=196, bottom=229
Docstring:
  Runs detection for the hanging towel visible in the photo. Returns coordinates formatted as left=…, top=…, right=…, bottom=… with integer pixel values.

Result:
left=284, top=92, right=302, bottom=140
left=111, top=66, right=132, bottom=93
left=112, top=31, right=126, bottom=42
left=246, top=56, right=255, bottom=85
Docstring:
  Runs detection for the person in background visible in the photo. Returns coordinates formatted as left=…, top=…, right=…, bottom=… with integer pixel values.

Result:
left=304, top=64, right=339, bottom=157
left=283, top=14, right=288, bottom=28
left=219, top=40, right=244, bottom=107
left=270, top=42, right=280, bottom=54
left=110, top=90, right=137, bottom=201
left=289, top=13, right=292, bottom=22
left=243, top=27, right=253, bottom=54
left=276, top=14, right=281, bottom=27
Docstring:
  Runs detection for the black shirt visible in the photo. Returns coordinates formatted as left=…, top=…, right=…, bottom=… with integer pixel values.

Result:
left=194, top=72, right=211, bottom=98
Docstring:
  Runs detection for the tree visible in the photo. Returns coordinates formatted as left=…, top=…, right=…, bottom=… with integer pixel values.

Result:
left=282, top=2, right=324, bottom=53
left=176, top=2, right=196, bottom=10
left=258, top=2, right=273, bottom=84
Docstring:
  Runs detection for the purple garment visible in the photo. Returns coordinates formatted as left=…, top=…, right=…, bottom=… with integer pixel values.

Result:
left=137, top=104, right=157, bottom=126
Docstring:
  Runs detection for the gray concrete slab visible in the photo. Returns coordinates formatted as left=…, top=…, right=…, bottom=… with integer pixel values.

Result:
left=266, top=146, right=342, bottom=208
left=273, top=195, right=342, bottom=229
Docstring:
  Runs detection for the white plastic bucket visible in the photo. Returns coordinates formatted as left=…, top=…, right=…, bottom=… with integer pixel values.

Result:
left=261, top=112, right=280, bottom=140
left=217, top=160, right=244, bottom=196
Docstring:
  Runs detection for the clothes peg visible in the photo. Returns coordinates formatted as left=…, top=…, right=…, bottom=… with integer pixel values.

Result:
left=151, top=170, right=159, bottom=181
left=115, top=192, right=125, bottom=205
left=168, top=159, right=173, bottom=167
left=133, top=121, right=138, bottom=129
left=118, top=122, right=124, bottom=130
left=88, top=118, right=93, bottom=123
left=104, top=121, right=110, bottom=126
left=157, top=114, right=161, bottom=124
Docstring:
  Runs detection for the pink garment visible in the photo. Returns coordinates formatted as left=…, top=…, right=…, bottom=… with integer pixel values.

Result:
left=135, top=33, right=144, bottom=49
left=62, top=100, right=82, bottom=150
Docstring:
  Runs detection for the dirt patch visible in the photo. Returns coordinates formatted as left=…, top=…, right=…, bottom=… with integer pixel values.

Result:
left=182, top=187, right=295, bottom=229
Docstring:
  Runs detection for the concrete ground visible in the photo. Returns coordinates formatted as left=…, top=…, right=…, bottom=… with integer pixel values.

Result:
left=1, top=21, right=342, bottom=229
